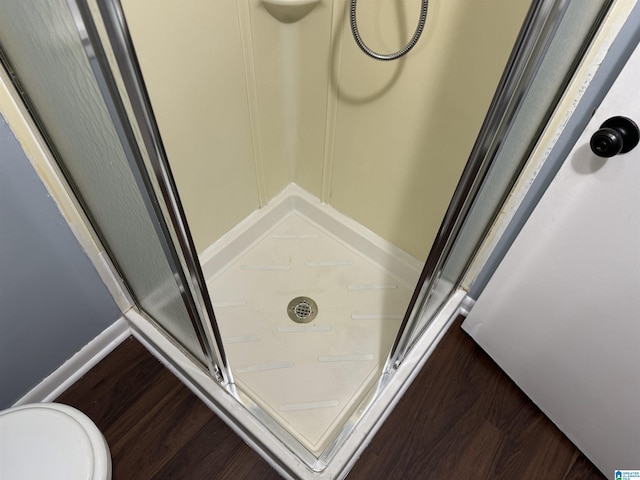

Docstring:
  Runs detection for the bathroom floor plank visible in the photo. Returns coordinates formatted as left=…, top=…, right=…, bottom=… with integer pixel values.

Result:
left=56, top=337, right=167, bottom=433
left=153, top=408, right=280, bottom=480
left=56, top=319, right=604, bottom=479
left=348, top=317, right=604, bottom=480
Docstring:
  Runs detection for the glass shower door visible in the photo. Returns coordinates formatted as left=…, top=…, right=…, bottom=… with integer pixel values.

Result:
left=388, top=0, right=613, bottom=366
left=0, top=0, right=229, bottom=381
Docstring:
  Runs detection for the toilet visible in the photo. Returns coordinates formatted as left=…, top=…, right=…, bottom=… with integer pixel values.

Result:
left=0, top=403, right=112, bottom=480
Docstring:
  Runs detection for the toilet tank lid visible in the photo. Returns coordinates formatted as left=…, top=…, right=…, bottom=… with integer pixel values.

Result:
left=0, top=403, right=111, bottom=480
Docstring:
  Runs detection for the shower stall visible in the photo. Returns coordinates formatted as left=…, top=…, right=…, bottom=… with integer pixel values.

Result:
left=109, top=0, right=531, bottom=457
left=0, top=0, right=619, bottom=477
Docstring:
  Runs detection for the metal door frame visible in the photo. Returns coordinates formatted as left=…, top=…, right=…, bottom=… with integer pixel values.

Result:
left=65, top=0, right=232, bottom=385
left=387, top=0, right=615, bottom=367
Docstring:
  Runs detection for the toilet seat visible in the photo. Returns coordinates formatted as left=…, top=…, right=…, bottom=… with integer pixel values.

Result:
left=0, top=403, right=111, bottom=480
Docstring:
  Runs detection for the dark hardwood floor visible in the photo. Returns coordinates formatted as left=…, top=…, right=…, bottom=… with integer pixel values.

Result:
left=57, top=317, right=605, bottom=479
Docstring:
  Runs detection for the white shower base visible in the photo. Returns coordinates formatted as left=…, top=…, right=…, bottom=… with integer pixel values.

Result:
left=201, top=184, right=422, bottom=455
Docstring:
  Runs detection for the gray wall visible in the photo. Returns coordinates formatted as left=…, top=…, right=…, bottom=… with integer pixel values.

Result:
left=0, top=114, right=121, bottom=408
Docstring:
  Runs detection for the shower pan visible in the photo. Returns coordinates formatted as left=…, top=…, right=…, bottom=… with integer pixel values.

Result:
left=0, top=0, right=621, bottom=477
left=200, top=184, right=424, bottom=454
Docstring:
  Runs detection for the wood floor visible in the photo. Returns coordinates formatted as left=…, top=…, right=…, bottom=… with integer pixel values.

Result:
left=56, top=317, right=605, bottom=479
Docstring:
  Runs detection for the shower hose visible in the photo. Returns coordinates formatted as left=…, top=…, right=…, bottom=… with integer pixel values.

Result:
left=350, top=0, right=429, bottom=61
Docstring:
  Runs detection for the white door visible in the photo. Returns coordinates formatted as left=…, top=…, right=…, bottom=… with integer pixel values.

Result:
left=462, top=43, right=640, bottom=475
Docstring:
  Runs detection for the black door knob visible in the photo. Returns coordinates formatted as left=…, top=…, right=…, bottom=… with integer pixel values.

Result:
left=590, top=116, right=639, bottom=157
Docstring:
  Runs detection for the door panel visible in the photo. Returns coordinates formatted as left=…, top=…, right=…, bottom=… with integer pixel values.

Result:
left=463, top=43, right=640, bottom=474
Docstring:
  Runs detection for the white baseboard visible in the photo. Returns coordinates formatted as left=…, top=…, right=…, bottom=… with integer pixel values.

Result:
left=14, top=317, right=131, bottom=406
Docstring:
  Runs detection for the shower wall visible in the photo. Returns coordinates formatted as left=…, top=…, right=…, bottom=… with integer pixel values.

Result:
left=120, top=0, right=529, bottom=259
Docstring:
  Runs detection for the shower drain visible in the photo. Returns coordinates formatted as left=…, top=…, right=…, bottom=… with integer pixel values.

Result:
left=287, top=296, right=318, bottom=323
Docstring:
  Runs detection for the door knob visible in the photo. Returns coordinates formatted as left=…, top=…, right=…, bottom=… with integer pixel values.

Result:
left=590, top=116, right=639, bottom=157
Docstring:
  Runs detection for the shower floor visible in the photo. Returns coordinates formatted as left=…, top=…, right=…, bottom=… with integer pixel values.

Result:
left=202, top=185, right=421, bottom=455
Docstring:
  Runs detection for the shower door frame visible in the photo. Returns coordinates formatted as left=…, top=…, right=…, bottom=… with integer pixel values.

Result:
left=67, top=0, right=625, bottom=474
left=388, top=0, right=637, bottom=371
left=64, top=0, right=233, bottom=385
left=387, top=0, right=612, bottom=366
left=387, top=0, right=577, bottom=366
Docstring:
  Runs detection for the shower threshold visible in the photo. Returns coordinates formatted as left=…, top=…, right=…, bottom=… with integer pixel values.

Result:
left=126, top=184, right=463, bottom=479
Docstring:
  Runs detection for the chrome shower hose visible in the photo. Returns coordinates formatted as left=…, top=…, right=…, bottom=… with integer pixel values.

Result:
left=350, top=0, right=429, bottom=61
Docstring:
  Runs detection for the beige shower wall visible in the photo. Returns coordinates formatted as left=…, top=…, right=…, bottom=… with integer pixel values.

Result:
left=248, top=0, right=332, bottom=200
left=327, top=0, right=530, bottom=260
left=120, top=0, right=529, bottom=258
left=120, top=0, right=261, bottom=253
